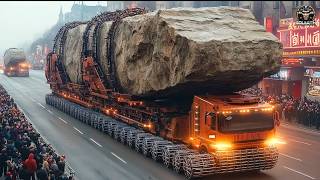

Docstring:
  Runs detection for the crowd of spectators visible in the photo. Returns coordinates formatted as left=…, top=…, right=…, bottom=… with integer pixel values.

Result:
left=0, top=84, right=71, bottom=180
left=239, top=87, right=320, bottom=130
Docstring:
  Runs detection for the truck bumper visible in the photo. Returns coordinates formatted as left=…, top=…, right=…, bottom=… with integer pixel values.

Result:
left=18, top=71, right=29, bottom=77
left=5, top=70, right=29, bottom=77
left=214, top=146, right=278, bottom=173
left=182, top=146, right=278, bottom=179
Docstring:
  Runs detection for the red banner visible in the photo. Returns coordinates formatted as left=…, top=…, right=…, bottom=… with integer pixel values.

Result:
left=265, top=17, right=273, bottom=33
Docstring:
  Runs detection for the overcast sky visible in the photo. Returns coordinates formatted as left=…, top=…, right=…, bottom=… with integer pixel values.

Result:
left=0, top=1, right=108, bottom=55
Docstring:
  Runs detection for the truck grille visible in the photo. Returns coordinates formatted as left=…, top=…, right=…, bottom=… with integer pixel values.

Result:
left=214, top=147, right=278, bottom=173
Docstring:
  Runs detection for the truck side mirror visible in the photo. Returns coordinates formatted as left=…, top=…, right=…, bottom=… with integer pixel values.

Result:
left=211, top=116, right=216, bottom=130
left=206, top=112, right=216, bottom=129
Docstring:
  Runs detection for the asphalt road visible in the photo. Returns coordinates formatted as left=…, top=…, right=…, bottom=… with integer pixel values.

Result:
left=0, top=70, right=320, bottom=180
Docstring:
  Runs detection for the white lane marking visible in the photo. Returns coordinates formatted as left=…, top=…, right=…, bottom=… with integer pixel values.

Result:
left=111, top=152, right=127, bottom=164
left=280, top=153, right=302, bottom=162
left=278, top=136, right=312, bottom=146
left=58, top=117, right=68, bottom=124
left=289, top=139, right=312, bottom=146
left=37, top=102, right=46, bottom=109
left=30, top=98, right=36, bottom=102
left=283, top=166, right=316, bottom=180
left=73, top=127, right=84, bottom=135
left=90, top=138, right=103, bottom=147
left=47, top=110, right=54, bottom=115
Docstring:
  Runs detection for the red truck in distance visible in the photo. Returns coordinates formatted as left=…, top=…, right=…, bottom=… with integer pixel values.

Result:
left=3, top=48, right=30, bottom=77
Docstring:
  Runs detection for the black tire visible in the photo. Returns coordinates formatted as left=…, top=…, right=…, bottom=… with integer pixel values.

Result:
left=199, top=146, right=208, bottom=154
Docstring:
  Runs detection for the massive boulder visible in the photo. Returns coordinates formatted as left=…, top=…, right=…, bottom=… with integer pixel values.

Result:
left=64, top=24, right=87, bottom=83
left=4, top=48, right=26, bottom=66
left=59, top=7, right=282, bottom=99
left=111, top=7, right=282, bottom=98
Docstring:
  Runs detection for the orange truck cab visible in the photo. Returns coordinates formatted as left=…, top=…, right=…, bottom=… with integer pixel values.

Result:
left=188, top=94, right=280, bottom=153
left=181, top=94, right=280, bottom=173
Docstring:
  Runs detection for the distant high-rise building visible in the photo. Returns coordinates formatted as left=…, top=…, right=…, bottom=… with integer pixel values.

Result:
left=107, top=1, right=124, bottom=11
left=64, top=3, right=108, bottom=22
left=57, top=6, right=64, bottom=25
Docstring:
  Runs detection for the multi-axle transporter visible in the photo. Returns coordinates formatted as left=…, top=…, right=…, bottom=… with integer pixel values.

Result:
left=45, top=7, right=281, bottom=179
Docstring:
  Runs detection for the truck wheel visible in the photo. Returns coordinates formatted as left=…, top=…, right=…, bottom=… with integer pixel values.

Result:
left=199, top=146, right=208, bottom=154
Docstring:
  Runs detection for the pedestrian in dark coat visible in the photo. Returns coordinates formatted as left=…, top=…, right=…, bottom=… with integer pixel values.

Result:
left=18, top=164, right=28, bottom=180
left=36, top=165, right=49, bottom=180
left=57, top=156, right=66, bottom=175
left=0, top=147, right=9, bottom=177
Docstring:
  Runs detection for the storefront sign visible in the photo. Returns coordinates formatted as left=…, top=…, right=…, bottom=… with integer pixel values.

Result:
left=313, top=71, right=320, bottom=77
left=278, top=17, right=320, bottom=57
left=308, top=72, right=320, bottom=96
left=279, top=27, right=320, bottom=48
left=282, top=58, right=303, bottom=66
left=279, top=18, right=320, bottom=30
left=304, top=67, right=320, bottom=77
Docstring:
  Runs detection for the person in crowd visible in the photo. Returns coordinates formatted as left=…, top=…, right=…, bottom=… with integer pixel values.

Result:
left=24, top=153, right=37, bottom=180
left=36, top=165, right=49, bottom=180
left=57, top=155, right=66, bottom=175
left=0, top=84, right=72, bottom=179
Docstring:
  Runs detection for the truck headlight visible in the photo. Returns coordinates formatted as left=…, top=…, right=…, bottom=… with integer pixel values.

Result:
left=210, top=142, right=232, bottom=151
left=265, top=137, right=286, bottom=147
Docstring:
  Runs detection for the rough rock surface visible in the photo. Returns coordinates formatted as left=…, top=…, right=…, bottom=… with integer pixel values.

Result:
left=64, top=24, right=87, bottom=83
left=112, top=7, right=282, bottom=98
left=4, top=48, right=26, bottom=66
left=59, top=7, right=282, bottom=99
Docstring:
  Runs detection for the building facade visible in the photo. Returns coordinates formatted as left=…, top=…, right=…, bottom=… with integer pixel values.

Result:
left=258, top=2, right=320, bottom=101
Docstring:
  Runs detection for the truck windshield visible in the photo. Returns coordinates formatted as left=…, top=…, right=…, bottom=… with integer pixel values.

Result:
left=218, top=111, right=274, bottom=133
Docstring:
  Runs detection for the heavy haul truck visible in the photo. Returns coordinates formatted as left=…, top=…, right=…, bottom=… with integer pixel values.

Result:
left=3, top=48, right=30, bottom=77
left=45, top=8, right=281, bottom=179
